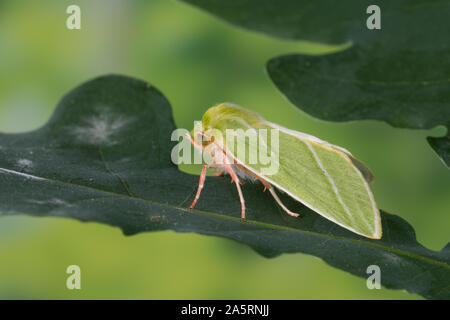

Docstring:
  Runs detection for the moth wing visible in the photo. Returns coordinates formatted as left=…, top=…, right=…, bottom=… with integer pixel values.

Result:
left=259, top=122, right=381, bottom=239
left=202, top=103, right=381, bottom=239
left=273, top=128, right=375, bottom=184
left=346, top=156, right=374, bottom=184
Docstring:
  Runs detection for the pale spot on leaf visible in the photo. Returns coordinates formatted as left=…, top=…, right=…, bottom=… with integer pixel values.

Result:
left=70, top=106, right=134, bottom=146
left=17, top=159, right=33, bottom=169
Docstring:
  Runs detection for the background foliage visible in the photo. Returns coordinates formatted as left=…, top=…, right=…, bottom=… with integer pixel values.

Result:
left=0, top=0, right=448, bottom=299
left=181, top=0, right=450, bottom=165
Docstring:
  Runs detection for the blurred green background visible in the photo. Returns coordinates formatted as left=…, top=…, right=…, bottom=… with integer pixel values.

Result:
left=0, top=0, right=448, bottom=299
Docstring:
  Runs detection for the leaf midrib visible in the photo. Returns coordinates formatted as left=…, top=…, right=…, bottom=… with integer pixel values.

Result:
left=1, top=166, right=449, bottom=270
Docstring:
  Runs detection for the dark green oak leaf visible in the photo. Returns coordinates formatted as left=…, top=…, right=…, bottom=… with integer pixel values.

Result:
left=267, top=47, right=450, bottom=130
left=179, top=0, right=448, bottom=48
left=179, top=0, right=450, bottom=166
left=0, top=75, right=449, bottom=299
left=266, top=47, right=450, bottom=167
left=428, top=133, right=450, bottom=167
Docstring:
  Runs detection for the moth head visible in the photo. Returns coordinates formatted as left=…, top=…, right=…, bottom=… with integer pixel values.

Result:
left=191, top=120, right=224, bottom=147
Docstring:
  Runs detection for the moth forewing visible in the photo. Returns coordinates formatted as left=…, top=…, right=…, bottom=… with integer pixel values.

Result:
left=266, top=122, right=382, bottom=239
left=221, top=141, right=381, bottom=239
left=190, top=103, right=382, bottom=239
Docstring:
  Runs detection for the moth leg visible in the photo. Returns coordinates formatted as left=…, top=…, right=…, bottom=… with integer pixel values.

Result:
left=235, top=163, right=270, bottom=190
left=258, top=179, right=270, bottom=191
left=268, top=187, right=300, bottom=218
left=189, top=163, right=208, bottom=210
left=223, top=161, right=246, bottom=221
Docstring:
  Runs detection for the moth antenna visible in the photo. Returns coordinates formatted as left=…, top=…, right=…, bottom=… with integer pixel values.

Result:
left=268, top=187, right=300, bottom=218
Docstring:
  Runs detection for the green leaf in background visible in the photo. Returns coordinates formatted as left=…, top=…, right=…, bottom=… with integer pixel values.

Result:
left=179, top=0, right=450, bottom=166
left=428, top=134, right=450, bottom=167
left=267, top=48, right=450, bottom=168
left=266, top=47, right=450, bottom=132
left=0, top=75, right=449, bottom=299
left=180, top=0, right=448, bottom=48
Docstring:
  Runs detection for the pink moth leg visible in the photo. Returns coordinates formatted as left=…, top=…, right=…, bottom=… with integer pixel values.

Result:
left=189, top=163, right=208, bottom=210
left=186, top=132, right=208, bottom=210
left=236, top=164, right=300, bottom=217
left=268, top=187, right=300, bottom=217
left=223, top=160, right=246, bottom=221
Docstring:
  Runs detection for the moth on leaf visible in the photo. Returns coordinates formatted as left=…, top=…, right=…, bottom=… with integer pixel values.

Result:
left=187, top=103, right=382, bottom=239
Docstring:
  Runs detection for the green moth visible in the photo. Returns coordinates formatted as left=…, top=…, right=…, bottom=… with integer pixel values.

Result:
left=187, top=103, right=382, bottom=239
